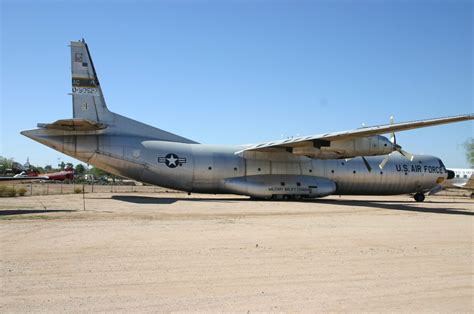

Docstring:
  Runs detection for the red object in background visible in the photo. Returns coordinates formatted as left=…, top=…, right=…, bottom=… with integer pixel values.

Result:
left=25, top=166, right=74, bottom=181
left=44, top=166, right=74, bottom=181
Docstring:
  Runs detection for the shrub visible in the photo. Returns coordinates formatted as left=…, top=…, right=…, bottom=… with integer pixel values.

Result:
left=17, top=187, right=28, bottom=196
left=74, top=187, right=83, bottom=194
left=0, top=185, right=17, bottom=197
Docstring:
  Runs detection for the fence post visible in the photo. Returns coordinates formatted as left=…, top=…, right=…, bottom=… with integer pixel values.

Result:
left=30, top=184, right=33, bottom=196
left=82, top=183, right=86, bottom=211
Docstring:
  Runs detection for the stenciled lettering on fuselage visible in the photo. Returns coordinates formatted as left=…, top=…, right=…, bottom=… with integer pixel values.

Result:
left=71, top=77, right=100, bottom=96
left=395, top=164, right=445, bottom=174
left=158, top=153, right=187, bottom=168
left=268, top=187, right=311, bottom=193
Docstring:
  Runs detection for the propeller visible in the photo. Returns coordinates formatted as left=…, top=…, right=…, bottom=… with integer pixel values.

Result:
left=346, top=157, right=372, bottom=172
left=362, top=156, right=372, bottom=172
left=378, top=115, right=415, bottom=170
left=389, top=115, right=396, bottom=144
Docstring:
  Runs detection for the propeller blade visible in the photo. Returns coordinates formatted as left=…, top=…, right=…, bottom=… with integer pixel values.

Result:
left=389, top=115, right=396, bottom=144
left=379, top=154, right=391, bottom=170
left=390, top=132, right=396, bottom=145
left=361, top=156, right=372, bottom=172
left=399, top=149, right=414, bottom=161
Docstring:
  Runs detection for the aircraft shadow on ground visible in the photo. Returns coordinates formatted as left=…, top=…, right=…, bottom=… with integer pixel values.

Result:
left=0, top=209, right=74, bottom=216
left=308, top=199, right=473, bottom=216
left=111, top=195, right=245, bottom=204
left=110, top=195, right=473, bottom=216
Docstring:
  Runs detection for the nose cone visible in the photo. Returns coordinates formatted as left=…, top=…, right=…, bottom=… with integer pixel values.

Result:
left=446, top=169, right=455, bottom=180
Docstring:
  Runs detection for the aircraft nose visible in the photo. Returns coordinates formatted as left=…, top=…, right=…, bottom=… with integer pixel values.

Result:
left=446, top=170, right=455, bottom=180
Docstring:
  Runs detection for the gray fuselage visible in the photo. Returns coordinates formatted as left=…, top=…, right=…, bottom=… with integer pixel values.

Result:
left=78, top=134, right=446, bottom=197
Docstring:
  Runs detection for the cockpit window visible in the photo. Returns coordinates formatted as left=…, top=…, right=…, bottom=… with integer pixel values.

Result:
left=437, top=159, right=446, bottom=169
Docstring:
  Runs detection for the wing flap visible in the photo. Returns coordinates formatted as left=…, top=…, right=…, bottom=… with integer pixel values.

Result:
left=37, top=119, right=107, bottom=131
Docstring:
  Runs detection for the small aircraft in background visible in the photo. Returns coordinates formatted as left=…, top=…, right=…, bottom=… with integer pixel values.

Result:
left=0, top=162, right=74, bottom=183
left=442, top=168, right=473, bottom=194
left=0, top=174, right=50, bottom=183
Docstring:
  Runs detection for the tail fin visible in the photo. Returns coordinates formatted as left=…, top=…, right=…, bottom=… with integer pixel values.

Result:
left=68, top=39, right=197, bottom=144
left=70, top=39, right=111, bottom=121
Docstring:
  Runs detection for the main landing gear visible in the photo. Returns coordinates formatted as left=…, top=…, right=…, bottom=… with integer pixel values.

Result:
left=414, top=192, right=425, bottom=202
left=270, top=195, right=303, bottom=201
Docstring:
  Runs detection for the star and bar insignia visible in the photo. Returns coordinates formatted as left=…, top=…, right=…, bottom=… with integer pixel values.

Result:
left=158, top=153, right=187, bottom=168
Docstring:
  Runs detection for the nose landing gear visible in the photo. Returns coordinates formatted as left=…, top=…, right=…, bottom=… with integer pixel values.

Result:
left=414, top=192, right=425, bottom=202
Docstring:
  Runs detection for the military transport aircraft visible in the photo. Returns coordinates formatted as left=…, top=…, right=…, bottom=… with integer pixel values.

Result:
left=21, top=40, right=473, bottom=202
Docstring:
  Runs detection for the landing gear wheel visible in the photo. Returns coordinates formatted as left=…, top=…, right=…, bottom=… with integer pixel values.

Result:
left=272, top=194, right=284, bottom=201
left=414, top=192, right=425, bottom=202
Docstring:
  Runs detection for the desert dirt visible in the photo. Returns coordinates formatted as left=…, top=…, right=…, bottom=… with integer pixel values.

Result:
left=0, top=192, right=473, bottom=312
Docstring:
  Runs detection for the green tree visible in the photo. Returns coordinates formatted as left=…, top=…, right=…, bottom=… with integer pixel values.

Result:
left=0, top=156, right=14, bottom=175
left=464, top=138, right=473, bottom=166
left=44, top=165, right=53, bottom=171
left=74, top=164, right=86, bottom=175
left=89, top=167, right=110, bottom=177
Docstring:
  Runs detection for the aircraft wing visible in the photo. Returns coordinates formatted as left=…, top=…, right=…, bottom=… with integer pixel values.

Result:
left=236, top=114, right=473, bottom=154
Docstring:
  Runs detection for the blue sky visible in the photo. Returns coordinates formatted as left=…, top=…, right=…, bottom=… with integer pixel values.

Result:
left=1, top=0, right=472, bottom=168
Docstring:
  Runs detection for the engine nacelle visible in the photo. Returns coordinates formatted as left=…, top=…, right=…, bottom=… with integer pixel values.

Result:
left=223, top=175, right=336, bottom=199
left=291, top=135, right=395, bottom=159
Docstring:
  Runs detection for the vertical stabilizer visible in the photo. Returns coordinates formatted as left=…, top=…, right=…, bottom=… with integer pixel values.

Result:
left=66, top=39, right=197, bottom=143
left=70, top=39, right=111, bottom=121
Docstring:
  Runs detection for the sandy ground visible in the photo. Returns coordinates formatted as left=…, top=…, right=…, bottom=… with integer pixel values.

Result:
left=0, top=193, right=473, bottom=312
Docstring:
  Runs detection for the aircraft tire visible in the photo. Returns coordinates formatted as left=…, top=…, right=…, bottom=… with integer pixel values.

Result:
left=414, top=192, right=425, bottom=202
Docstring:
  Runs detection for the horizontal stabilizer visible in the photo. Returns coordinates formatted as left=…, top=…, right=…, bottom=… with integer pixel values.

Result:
left=37, top=119, right=107, bottom=131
